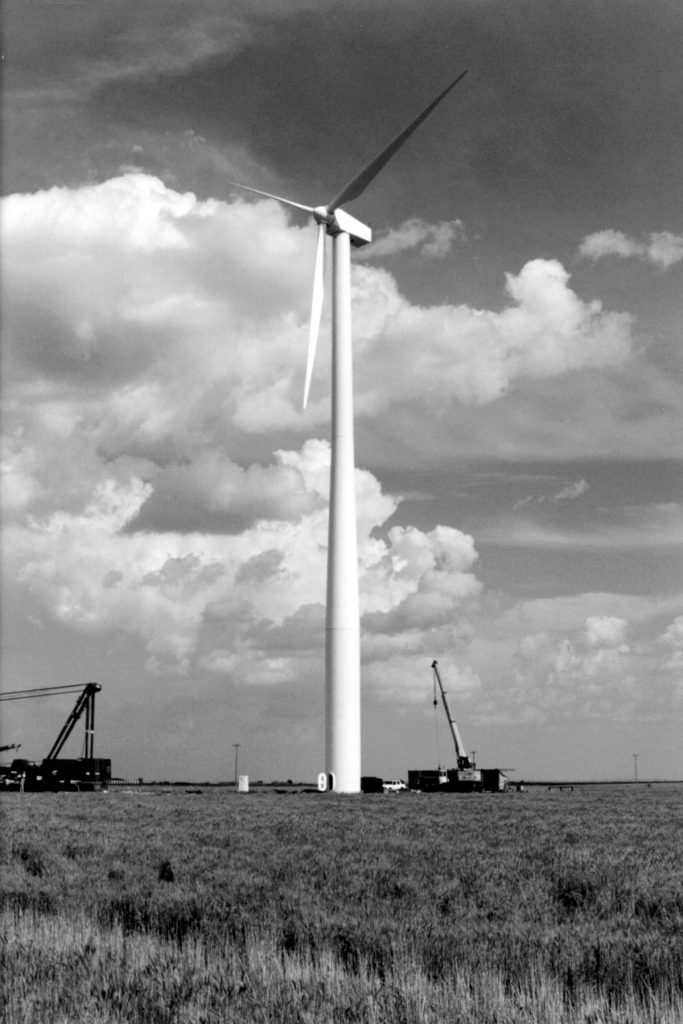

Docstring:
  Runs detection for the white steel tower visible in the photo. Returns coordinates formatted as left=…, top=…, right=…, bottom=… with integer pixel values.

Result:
left=230, top=71, right=468, bottom=792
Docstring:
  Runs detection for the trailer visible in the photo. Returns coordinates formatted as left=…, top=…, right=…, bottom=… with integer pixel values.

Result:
left=407, top=768, right=504, bottom=793
left=0, top=683, right=111, bottom=791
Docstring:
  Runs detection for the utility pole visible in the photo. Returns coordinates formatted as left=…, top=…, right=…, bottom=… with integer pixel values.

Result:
left=633, top=753, right=639, bottom=783
left=233, top=743, right=240, bottom=787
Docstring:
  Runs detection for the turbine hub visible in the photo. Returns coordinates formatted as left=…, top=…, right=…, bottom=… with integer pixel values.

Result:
left=313, top=205, right=330, bottom=225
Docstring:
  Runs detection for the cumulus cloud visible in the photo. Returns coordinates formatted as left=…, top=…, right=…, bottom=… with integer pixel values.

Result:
left=578, top=229, right=683, bottom=269
left=2, top=176, right=634, bottom=439
left=457, top=591, right=683, bottom=728
left=0, top=173, right=649, bottom=712
left=2, top=175, right=314, bottom=428
left=584, top=616, right=628, bottom=648
left=125, top=450, right=327, bottom=534
left=353, top=258, right=632, bottom=412
left=5, top=442, right=335, bottom=672
left=360, top=218, right=465, bottom=260
left=362, top=524, right=481, bottom=633
left=3, top=434, right=484, bottom=694
left=658, top=615, right=683, bottom=677
left=661, top=615, right=683, bottom=649
left=0, top=173, right=639, bottom=576
left=510, top=614, right=633, bottom=717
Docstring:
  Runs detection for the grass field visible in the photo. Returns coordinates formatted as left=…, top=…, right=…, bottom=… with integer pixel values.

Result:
left=1, top=784, right=682, bottom=1023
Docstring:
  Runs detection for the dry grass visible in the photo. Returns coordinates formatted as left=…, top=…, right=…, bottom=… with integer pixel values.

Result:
left=1, top=784, right=682, bottom=1022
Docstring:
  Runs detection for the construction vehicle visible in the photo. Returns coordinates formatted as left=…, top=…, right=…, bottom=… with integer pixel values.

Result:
left=408, top=661, right=508, bottom=793
left=0, top=683, right=111, bottom=791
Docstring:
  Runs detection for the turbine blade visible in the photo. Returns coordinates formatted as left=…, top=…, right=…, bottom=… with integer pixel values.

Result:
left=327, top=70, right=468, bottom=213
left=303, top=223, right=326, bottom=409
left=228, top=181, right=315, bottom=214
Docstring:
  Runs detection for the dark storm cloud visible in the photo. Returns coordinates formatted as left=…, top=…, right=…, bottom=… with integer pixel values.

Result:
left=5, top=0, right=679, bottom=318
left=2, top=0, right=315, bottom=191
left=92, top=1, right=683, bottom=233
left=6, top=1, right=682, bottom=242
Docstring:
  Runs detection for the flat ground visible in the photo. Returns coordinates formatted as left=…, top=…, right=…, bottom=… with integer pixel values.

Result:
left=1, top=784, right=682, bottom=1023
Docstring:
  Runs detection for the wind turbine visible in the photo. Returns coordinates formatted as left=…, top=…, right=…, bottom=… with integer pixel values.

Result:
left=230, top=70, right=468, bottom=793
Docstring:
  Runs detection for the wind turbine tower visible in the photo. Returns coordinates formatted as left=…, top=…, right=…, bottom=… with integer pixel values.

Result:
left=230, top=71, right=468, bottom=792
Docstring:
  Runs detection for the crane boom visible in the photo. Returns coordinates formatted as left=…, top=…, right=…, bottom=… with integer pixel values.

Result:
left=45, top=683, right=101, bottom=759
left=0, top=684, right=94, bottom=701
left=0, top=681, right=101, bottom=759
left=0, top=682, right=110, bottom=791
left=431, top=660, right=472, bottom=769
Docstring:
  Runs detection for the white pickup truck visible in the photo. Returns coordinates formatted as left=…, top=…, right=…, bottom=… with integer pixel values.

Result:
left=382, top=779, right=407, bottom=793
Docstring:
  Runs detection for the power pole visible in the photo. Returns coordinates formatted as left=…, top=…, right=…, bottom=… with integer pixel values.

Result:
left=633, top=753, right=639, bottom=783
left=233, top=743, right=240, bottom=787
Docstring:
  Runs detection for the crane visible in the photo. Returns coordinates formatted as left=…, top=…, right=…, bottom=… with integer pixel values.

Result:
left=431, top=660, right=473, bottom=769
left=0, top=683, right=110, bottom=791
left=407, top=663, right=510, bottom=793
left=0, top=682, right=100, bottom=757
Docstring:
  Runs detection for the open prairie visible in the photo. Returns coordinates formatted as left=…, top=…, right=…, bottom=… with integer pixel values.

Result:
left=1, top=784, right=682, bottom=1023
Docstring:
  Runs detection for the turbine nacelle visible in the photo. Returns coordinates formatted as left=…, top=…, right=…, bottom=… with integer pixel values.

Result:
left=328, top=209, right=372, bottom=247
left=313, top=206, right=372, bottom=247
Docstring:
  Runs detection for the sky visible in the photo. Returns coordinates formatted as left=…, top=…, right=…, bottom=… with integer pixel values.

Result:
left=2, top=0, right=682, bottom=783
